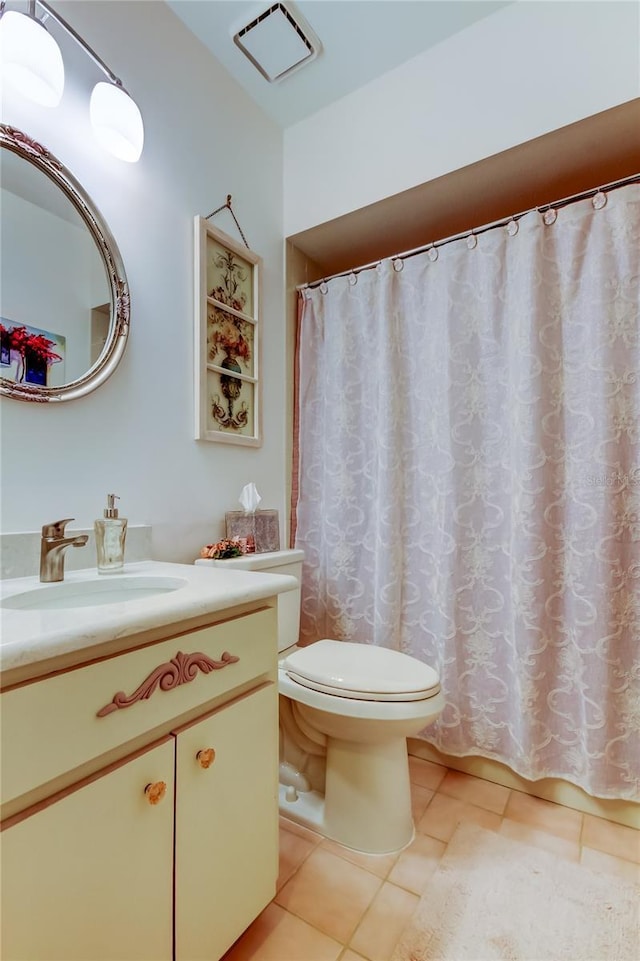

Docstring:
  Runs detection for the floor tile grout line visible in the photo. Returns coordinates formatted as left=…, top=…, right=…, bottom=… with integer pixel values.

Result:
left=275, top=844, right=387, bottom=949
left=343, top=875, right=390, bottom=957
left=581, top=841, right=640, bottom=868
left=434, top=785, right=512, bottom=816
left=271, top=892, right=349, bottom=948
left=276, top=827, right=325, bottom=893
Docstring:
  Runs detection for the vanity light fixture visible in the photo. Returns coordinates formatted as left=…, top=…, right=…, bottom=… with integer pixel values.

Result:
left=0, top=4, right=63, bottom=105
left=0, top=0, right=144, bottom=162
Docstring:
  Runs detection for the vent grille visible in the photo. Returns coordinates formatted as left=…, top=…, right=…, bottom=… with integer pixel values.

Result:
left=233, top=2, right=320, bottom=83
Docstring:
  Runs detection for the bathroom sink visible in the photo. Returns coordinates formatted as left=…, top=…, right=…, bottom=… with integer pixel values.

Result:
left=1, top=576, right=188, bottom=611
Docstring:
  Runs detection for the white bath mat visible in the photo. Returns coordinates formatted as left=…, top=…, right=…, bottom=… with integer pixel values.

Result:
left=391, top=821, right=639, bottom=961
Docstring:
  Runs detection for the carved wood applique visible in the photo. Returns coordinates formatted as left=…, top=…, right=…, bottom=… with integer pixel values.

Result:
left=96, top=650, right=240, bottom=717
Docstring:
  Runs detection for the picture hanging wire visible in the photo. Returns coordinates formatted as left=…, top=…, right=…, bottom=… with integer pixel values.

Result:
left=205, top=195, right=250, bottom=249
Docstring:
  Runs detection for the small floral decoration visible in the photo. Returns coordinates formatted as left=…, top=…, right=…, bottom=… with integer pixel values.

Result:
left=208, top=310, right=251, bottom=367
left=200, top=538, right=246, bottom=560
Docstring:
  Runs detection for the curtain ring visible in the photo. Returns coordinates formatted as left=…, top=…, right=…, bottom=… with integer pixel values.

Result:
left=319, top=281, right=328, bottom=294
left=506, top=219, right=519, bottom=236
left=393, top=258, right=404, bottom=272
left=304, top=287, right=312, bottom=300
left=427, top=245, right=438, bottom=262
left=592, top=190, right=607, bottom=210
left=467, top=233, right=477, bottom=249
left=348, top=271, right=358, bottom=286
left=543, top=209, right=557, bottom=225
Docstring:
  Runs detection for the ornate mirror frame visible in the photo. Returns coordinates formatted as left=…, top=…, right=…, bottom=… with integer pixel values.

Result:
left=0, top=124, right=130, bottom=403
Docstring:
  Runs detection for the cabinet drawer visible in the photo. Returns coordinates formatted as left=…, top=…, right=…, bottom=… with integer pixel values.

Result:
left=1, top=606, right=276, bottom=809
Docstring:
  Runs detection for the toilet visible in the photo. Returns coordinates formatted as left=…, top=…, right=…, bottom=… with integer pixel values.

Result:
left=195, top=549, right=444, bottom=854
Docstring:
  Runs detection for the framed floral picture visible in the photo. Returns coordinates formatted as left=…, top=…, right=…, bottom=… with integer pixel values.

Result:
left=0, top=318, right=66, bottom=387
left=194, top=219, right=262, bottom=445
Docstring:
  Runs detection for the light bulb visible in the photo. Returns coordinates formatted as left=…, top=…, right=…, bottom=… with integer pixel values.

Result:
left=90, top=81, right=144, bottom=163
left=0, top=10, right=64, bottom=107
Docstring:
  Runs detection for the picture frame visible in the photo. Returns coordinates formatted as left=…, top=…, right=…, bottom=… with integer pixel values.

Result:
left=194, top=218, right=262, bottom=446
left=0, top=318, right=66, bottom=387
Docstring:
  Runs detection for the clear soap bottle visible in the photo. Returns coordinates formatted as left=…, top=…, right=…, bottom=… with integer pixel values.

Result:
left=95, top=494, right=128, bottom=573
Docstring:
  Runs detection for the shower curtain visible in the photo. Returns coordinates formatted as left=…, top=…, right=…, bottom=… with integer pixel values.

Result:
left=294, top=184, right=640, bottom=800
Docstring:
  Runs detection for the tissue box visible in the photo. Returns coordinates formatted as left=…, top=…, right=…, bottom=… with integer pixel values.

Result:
left=225, top=510, right=280, bottom=553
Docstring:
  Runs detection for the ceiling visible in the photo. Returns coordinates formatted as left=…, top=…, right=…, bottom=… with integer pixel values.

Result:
left=167, top=0, right=511, bottom=128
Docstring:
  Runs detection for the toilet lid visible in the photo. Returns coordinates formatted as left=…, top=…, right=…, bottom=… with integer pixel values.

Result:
left=284, top=639, right=440, bottom=702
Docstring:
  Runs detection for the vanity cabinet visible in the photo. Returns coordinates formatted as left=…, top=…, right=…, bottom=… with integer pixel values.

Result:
left=0, top=604, right=279, bottom=961
left=1, top=739, right=175, bottom=961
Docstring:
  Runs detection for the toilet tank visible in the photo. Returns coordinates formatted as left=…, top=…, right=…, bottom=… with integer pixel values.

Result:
left=195, top=549, right=304, bottom=653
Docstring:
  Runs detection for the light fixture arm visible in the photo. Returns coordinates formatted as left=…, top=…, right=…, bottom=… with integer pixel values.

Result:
left=35, top=0, right=126, bottom=91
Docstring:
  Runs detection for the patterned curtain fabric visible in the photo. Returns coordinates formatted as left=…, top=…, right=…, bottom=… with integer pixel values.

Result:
left=294, top=185, right=640, bottom=800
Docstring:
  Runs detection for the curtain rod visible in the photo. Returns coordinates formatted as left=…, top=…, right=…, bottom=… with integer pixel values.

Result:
left=297, top=172, right=640, bottom=292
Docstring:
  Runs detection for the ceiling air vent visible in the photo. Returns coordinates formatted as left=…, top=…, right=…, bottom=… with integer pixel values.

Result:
left=233, top=2, right=321, bottom=83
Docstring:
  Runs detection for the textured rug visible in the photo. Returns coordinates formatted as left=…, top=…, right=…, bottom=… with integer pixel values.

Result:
left=391, top=822, right=639, bottom=961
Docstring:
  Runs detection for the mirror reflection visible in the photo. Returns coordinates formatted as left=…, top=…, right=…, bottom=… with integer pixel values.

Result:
left=1, top=149, right=111, bottom=387
left=0, top=126, right=129, bottom=402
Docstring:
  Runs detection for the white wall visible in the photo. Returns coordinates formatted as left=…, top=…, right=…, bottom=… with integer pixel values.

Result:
left=284, top=1, right=640, bottom=235
left=0, top=1, right=286, bottom=566
left=1, top=190, right=98, bottom=385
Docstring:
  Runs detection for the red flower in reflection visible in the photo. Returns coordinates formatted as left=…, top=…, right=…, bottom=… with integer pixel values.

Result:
left=0, top=324, right=62, bottom=384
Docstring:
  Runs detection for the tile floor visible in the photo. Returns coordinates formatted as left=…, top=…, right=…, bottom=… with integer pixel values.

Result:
left=222, top=758, right=640, bottom=961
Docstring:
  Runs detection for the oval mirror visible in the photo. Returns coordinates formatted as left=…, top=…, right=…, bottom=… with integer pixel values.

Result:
left=0, top=125, right=130, bottom=402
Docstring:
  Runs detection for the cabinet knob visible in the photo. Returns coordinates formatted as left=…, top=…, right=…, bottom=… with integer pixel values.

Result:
left=196, top=748, right=216, bottom=769
left=144, top=781, right=167, bottom=805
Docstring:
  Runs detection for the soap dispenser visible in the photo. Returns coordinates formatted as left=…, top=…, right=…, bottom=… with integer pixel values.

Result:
left=95, top=494, right=128, bottom=573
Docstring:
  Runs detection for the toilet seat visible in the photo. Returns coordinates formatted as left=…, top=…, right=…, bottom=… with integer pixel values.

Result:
left=284, top=639, right=440, bottom=702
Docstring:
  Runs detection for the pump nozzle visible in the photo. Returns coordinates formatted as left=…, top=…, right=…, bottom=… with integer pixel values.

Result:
left=104, top=493, right=120, bottom=519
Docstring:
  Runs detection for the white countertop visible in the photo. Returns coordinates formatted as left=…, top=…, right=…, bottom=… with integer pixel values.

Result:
left=0, top=560, right=297, bottom=677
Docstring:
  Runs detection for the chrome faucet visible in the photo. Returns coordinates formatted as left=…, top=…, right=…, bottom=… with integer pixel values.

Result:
left=40, top=518, right=89, bottom=583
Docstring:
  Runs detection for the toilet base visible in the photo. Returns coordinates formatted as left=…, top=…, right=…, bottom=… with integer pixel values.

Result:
left=278, top=736, right=415, bottom=856
left=325, top=736, right=415, bottom=854
left=279, top=784, right=325, bottom=833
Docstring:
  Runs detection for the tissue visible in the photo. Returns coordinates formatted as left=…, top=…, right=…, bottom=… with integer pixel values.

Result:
left=239, top=483, right=261, bottom=514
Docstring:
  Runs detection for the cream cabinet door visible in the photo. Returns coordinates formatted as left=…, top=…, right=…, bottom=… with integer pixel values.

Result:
left=0, top=738, right=174, bottom=961
left=174, top=684, right=278, bottom=961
